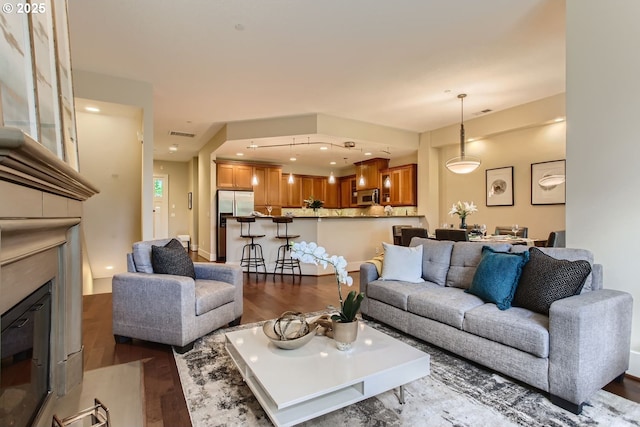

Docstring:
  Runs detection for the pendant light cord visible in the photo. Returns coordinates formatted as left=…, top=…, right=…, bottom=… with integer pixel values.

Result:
left=459, top=93, right=467, bottom=158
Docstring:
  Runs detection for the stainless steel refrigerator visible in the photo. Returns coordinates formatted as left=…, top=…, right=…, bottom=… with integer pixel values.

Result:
left=216, top=190, right=255, bottom=261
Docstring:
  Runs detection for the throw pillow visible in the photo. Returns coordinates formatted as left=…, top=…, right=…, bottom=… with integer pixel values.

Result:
left=151, top=238, right=196, bottom=279
left=512, top=247, right=592, bottom=315
left=381, top=242, right=425, bottom=283
left=466, top=246, right=530, bottom=310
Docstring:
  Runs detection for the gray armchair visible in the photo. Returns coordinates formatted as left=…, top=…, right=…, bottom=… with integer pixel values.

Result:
left=112, top=239, right=243, bottom=353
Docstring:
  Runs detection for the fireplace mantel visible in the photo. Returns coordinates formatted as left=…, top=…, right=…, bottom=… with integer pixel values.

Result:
left=1, top=127, right=99, bottom=426
left=0, top=127, right=98, bottom=202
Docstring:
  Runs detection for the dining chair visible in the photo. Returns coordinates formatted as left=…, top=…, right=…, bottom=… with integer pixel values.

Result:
left=435, top=228, right=469, bottom=242
left=546, top=230, right=566, bottom=247
left=400, top=227, right=428, bottom=246
left=494, top=226, right=529, bottom=238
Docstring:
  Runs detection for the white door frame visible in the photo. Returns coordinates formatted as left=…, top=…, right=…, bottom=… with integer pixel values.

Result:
left=153, top=174, right=169, bottom=239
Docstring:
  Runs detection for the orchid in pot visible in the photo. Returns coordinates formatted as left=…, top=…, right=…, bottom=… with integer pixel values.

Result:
left=448, top=201, right=478, bottom=229
left=290, top=241, right=364, bottom=350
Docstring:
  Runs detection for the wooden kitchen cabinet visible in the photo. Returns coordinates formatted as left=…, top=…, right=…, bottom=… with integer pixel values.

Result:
left=253, top=165, right=282, bottom=214
left=216, top=162, right=253, bottom=189
left=380, top=164, right=417, bottom=206
left=324, top=178, right=340, bottom=208
left=281, top=174, right=339, bottom=208
left=354, top=158, right=389, bottom=190
left=281, top=175, right=302, bottom=207
left=339, top=176, right=357, bottom=207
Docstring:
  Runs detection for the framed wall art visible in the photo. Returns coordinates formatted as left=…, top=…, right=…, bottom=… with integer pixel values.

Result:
left=486, top=166, right=514, bottom=206
left=531, top=160, right=566, bottom=205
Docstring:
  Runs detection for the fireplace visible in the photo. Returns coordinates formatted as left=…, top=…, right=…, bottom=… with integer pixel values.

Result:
left=1, top=282, right=52, bottom=427
left=1, top=129, right=99, bottom=426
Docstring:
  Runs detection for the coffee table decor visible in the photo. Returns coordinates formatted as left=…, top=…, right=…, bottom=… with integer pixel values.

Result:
left=290, top=241, right=364, bottom=350
left=262, top=311, right=318, bottom=350
left=225, top=316, right=430, bottom=427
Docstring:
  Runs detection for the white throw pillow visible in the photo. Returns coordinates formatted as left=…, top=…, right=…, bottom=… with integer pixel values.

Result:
left=381, top=242, right=425, bottom=283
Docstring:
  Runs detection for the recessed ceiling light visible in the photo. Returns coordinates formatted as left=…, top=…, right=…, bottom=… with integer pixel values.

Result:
left=330, top=161, right=336, bottom=165
left=169, top=146, right=178, bottom=152
left=249, top=144, right=258, bottom=148
left=320, top=146, right=328, bottom=150
left=85, top=106, right=100, bottom=113
left=364, top=152, right=372, bottom=156
left=236, top=152, right=244, bottom=156
left=554, top=117, right=565, bottom=122
left=290, top=157, right=297, bottom=161
left=105, top=265, right=113, bottom=270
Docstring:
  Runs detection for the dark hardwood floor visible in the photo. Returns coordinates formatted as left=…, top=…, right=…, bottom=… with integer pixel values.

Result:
left=81, top=255, right=640, bottom=426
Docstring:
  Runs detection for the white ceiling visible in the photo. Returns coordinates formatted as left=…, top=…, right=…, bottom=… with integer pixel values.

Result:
left=67, top=0, right=565, bottom=165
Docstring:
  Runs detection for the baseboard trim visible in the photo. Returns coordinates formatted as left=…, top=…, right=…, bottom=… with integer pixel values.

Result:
left=628, top=350, right=640, bottom=377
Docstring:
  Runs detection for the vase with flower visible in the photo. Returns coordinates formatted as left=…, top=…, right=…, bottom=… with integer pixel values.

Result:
left=290, top=241, right=364, bottom=350
left=448, top=200, right=478, bottom=229
left=303, top=196, right=324, bottom=216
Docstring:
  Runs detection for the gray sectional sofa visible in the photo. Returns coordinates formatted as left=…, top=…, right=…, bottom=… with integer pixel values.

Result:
left=359, top=237, right=633, bottom=414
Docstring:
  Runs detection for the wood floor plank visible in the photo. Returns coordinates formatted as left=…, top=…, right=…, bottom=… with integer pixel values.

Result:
left=79, top=255, right=640, bottom=426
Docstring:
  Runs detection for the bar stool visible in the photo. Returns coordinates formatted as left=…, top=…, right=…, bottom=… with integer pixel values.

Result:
left=272, top=216, right=301, bottom=277
left=237, top=217, right=266, bottom=278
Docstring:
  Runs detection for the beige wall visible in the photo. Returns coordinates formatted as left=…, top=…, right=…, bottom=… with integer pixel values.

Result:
left=567, top=0, right=640, bottom=376
left=188, top=157, right=199, bottom=250
left=436, top=121, right=566, bottom=239
left=76, top=104, right=143, bottom=278
left=197, top=126, right=228, bottom=260
left=73, top=70, right=154, bottom=240
left=153, top=161, right=191, bottom=238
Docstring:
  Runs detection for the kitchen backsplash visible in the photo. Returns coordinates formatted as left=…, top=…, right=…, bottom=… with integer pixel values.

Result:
left=283, top=205, right=418, bottom=217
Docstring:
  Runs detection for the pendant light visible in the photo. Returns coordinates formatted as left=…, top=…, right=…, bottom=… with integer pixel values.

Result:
left=358, top=162, right=365, bottom=186
left=286, top=138, right=296, bottom=184
left=328, top=171, right=336, bottom=184
left=445, top=93, right=481, bottom=174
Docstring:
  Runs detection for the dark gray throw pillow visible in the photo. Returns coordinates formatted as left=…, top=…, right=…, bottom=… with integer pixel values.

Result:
left=151, top=238, right=196, bottom=279
left=512, top=247, right=591, bottom=315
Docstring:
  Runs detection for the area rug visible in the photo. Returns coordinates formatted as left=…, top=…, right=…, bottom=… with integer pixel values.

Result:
left=174, top=318, right=640, bottom=427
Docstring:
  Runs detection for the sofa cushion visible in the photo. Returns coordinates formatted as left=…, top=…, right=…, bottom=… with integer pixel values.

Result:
left=151, top=239, right=196, bottom=279
left=367, top=280, right=440, bottom=311
left=512, top=247, right=592, bottom=315
left=194, top=279, right=236, bottom=315
left=446, top=242, right=512, bottom=289
left=132, top=238, right=173, bottom=273
left=510, top=245, right=595, bottom=291
left=463, top=304, right=550, bottom=358
left=407, top=287, right=485, bottom=330
left=381, top=242, right=424, bottom=283
left=409, top=238, right=454, bottom=286
left=466, top=246, right=529, bottom=310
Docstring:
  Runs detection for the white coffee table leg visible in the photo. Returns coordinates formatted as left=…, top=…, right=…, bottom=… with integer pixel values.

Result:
left=397, top=385, right=405, bottom=404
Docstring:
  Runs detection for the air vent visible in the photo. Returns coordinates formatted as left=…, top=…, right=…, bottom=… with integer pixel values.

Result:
left=169, top=131, right=195, bottom=138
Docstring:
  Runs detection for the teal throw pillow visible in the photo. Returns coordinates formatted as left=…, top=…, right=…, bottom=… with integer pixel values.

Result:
left=466, top=246, right=530, bottom=310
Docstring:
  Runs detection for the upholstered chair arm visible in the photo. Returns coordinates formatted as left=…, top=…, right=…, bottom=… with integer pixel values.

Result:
left=194, top=263, right=241, bottom=285
left=112, top=272, right=197, bottom=346
left=193, top=263, right=243, bottom=319
left=549, top=289, right=633, bottom=410
left=359, top=262, right=379, bottom=315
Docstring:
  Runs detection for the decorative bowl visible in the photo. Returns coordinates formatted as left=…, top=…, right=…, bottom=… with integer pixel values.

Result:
left=262, top=320, right=318, bottom=350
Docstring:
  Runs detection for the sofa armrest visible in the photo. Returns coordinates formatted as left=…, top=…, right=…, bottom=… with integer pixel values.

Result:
left=194, top=262, right=242, bottom=285
left=549, top=289, right=633, bottom=406
left=194, top=263, right=243, bottom=318
left=112, top=272, right=197, bottom=336
left=359, top=262, right=379, bottom=314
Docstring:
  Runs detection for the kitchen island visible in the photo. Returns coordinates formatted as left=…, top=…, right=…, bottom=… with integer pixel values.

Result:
left=225, top=215, right=425, bottom=275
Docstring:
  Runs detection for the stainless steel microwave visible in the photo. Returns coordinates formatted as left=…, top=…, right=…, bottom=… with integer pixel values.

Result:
left=357, top=188, right=379, bottom=206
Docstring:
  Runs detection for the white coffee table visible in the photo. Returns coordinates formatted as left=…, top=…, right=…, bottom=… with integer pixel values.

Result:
left=225, top=321, right=430, bottom=427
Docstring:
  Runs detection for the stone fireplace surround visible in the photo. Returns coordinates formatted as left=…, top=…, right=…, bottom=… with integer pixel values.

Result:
left=0, top=128, right=98, bottom=426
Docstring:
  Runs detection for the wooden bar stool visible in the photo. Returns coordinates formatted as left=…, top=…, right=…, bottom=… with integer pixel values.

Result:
left=237, top=217, right=266, bottom=278
left=272, top=216, right=301, bottom=277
